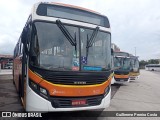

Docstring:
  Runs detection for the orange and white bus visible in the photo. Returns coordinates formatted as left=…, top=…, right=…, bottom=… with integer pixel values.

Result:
left=112, top=51, right=131, bottom=84
left=13, top=2, right=112, bottom=112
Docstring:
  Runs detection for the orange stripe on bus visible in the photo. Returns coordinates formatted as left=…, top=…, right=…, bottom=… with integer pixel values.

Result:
left=114, top=74, right=129, bottom=79
left=28, top=69, right=43, bottom=83
left=29, top=69, right=112, bottom=97
left=130, top=72, right=140, bottom=76
left=40, top=77, right=111, bottom=97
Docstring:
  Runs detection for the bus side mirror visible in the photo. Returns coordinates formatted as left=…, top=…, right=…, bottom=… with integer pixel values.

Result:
left=111, top=48, right=114, bottom=56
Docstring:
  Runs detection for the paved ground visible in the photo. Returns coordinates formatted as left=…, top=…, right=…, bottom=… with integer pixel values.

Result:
left=107, top=70, right=160, bottom=111
left=104, top=70, right=160, bottom=120
left=0, top=70, right=23, bottom=112
left=0, top=69, right=160, bottom=120
left=0, top=69, right=12, bottom=75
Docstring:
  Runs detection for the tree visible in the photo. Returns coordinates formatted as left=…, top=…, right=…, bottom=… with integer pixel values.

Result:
left=139, top=60, right=148, bottom=69
left=139, top=59, right=160, bottom=69
left=148, top=59, right=159, bottom=64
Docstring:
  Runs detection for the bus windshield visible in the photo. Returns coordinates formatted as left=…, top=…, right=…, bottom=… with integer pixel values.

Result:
left=29, top=21, right=111, bottom=71
left=131, top=58, right=139, bottom=69
left=114, top=57, right=130, bottom=70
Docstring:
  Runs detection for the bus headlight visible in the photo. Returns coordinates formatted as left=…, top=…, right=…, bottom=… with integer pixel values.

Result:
left=30, top=81, right=38, bottom=90
left=104, top=84, right=111, bottom=97
left=29, top=79, right=49, bottom=99
left=40, top=87, right=47, bottom=95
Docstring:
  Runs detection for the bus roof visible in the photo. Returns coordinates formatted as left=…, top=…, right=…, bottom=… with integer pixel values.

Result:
left=114, top=51, right=130, bottom=58
left=115, top=56, right=130, bottom=58
left=50, top=2, right=101, bottom=15
left=34, top=2, right=110, bottom=28
left=114, top=51, right=128, bottom=53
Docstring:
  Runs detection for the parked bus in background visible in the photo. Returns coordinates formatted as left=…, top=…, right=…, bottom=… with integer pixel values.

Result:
left=145, top=64, right=160, bottom=71
left=111, top=49, right=115, bottom=84
left=129, top=55, right=140, bottom=80
left=111, top=51, right=131, bottom=84
left=13, top=2, right=113, bottom=112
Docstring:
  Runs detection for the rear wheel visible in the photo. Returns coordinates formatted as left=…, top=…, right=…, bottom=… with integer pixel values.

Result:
left=12, top=70, right=15, bottom=85
left=18, top=78, right=22, bottom=98
left=13, top=78, right=15, bottom=85
left=19, top=77, right=26, bottom=110
left=18, top=78, right=26, bottom=110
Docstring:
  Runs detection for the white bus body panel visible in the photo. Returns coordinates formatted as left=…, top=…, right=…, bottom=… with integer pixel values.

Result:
left=111, top=77, right=115, bottom=84
left=112, top=77, right=129, bottom=84
left=129, top=75, right=140, bottom=81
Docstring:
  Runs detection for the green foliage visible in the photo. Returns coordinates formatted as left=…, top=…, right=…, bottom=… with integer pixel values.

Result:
left=139, top=59, right=160, bottom=69
left=148, top=59, right=159, bottom=64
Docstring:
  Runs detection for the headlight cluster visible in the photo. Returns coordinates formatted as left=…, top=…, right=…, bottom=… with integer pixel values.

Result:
left=104, top=84, right=111, bottom=97
left=40, top=87, right=48, bottom=95
left=29, top=79, right=49, bottom=99
left=30, top=81, right=38, bottom=89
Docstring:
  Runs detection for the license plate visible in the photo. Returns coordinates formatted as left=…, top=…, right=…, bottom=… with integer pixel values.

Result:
left=120, top=79, right=124, bottom=82
left=72, top=100, right=86, bottom=106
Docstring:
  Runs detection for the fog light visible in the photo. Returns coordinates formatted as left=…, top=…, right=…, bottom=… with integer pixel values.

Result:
left=40, top=87, right=47, bottom=95
left=104, top=84, right=110, bottom=96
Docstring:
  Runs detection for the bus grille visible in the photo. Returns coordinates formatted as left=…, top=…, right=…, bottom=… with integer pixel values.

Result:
left=114, top=78, right=128, bottom=81
left=114, top=71, right=129, bottom=75
left=50, top=95, right=103, bottom=108
left=44, top=74, right=107, bottom=85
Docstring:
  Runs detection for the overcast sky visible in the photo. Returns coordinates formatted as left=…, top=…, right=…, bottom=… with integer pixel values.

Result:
left=0, top=0, right=160, bottom=60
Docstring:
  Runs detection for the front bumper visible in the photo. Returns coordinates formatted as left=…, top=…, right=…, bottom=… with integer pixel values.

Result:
left=129, top=75, right=140, bottom=81
left=26, top=85, right=111, bottom=112
left=112, top=77, right=129, bottom=84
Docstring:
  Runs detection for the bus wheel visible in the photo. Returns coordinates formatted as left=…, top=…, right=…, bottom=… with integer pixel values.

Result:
left=13, top=79, right=15, bottom=85
left=152, top=69, right=154, bottom=71
left=12, top=73, right=15, bottom=84
left=18, top=77, right=25, bottom=110
left=18, top=79, right=23, bottom=105
left=18, top=78, right=22, bottom=98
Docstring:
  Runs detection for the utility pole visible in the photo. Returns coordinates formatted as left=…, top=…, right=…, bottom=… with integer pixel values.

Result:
left=135, top=47, right=136, bottom=56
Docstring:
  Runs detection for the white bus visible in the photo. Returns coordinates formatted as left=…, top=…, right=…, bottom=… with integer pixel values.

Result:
left=13, top=2, right=112, bottom=112
left=145, top=64, right=160, bottom=71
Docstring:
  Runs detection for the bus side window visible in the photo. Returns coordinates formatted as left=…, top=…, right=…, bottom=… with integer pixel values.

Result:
left=21, top=44, right=23, bottom=54
left=14, top=48, right=16, bottom=58
left=18, top=39, right=21, bottom=56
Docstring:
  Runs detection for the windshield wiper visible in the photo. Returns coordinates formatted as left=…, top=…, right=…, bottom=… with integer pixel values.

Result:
left=56, top=19, right=77, bottom=57
left=86, top=26, right=99, bottom=57
left=86, top=26, right=99, bottom=48
left=56, top=19, right=76, bottom=46
left=115, top=57, right=121, bottom=64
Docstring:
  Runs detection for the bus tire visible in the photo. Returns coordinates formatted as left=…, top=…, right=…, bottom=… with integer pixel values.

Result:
left=12, top=70, right=15, bottom=85
left=18, top=78, right=22, bottom=98
left=152, top=69, right=154, bottom=71
left=13, top=76, right=15, bottom=85
left=13, top=80, right=15, bottom=85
